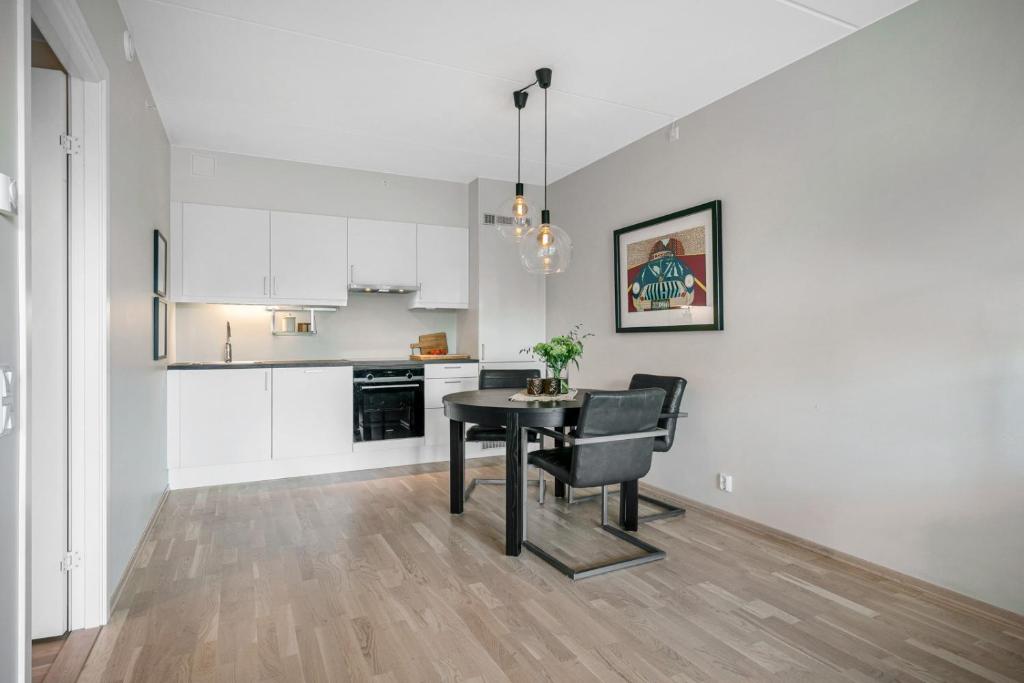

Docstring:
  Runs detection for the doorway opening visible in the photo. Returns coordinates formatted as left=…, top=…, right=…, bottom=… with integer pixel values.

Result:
left=28, top=1, right=110, bottom=676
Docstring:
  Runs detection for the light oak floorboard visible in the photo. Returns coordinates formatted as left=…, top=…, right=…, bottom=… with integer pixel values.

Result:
left=81, top=459, right=1023, bottom=682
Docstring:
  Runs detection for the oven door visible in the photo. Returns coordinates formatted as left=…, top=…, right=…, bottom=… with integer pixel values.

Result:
left=354, top=381, right=424, bottom=442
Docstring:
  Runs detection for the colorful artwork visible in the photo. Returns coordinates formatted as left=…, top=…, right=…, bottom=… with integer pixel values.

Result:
left=625, top=227, right=707, bottom=312
left=614, top=201, right=723, bottom=333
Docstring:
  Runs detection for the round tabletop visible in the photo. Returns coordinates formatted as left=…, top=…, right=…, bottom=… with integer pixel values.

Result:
left=443, top=388, right=588, bottom=427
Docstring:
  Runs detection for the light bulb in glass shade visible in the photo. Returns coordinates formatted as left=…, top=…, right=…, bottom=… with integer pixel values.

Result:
left=519, top=212, right=571, bottom=275
left=497, top=182, right=530, bottom=242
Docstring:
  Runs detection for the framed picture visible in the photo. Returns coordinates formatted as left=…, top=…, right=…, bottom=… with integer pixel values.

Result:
left=153, top=229, right=167, bottom=298
left=614, top=200, right=723, bottom=333
left=153, top=297, right=167, bottom=361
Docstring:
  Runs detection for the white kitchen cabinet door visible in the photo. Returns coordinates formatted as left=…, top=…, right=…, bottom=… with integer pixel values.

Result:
left=181, top=203, right=270, bottom=302
left=414, top=224, right=468, bottom=309
left=178, top=369, right=272, bottom=468
left=272, top=366, right=353, bottom=460
left=424, top=408, right=449, bottom=447
left=270, top=211, right=348, bottom=305
left=425, top=376, right=478, bottom=409
left=348, top=218, right=417, bottom=288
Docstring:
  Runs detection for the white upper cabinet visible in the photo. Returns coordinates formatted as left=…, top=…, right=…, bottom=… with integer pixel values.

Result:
left=270, top=211, right=348, bottom=305
left=413, top=224, right=468, bottom=309
left=347, top=218, right=417, bottom=288
left=181, top=203, right=270, bottom=303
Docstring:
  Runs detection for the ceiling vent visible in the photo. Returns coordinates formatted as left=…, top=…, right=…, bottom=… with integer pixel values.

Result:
left=483, top=213, right=531, bottom=228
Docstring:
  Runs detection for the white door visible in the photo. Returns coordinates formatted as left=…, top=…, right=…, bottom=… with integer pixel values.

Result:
left=30, top=67, right=69, bottom=640
left=270, top=211, right=348, bottom=305
left=347, top=218, right=417, bottom=288
left=181, top=203, right=270, bottom=302
left=272, top=367, right=352, bottom=460
left=178, top=369, right=272, bottom=468
left=1, top=5, right=26, bottom=677
left=414, top=224, right=468, bottom=309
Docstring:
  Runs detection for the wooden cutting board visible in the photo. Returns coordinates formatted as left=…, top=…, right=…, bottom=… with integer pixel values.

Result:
left=409, top=332, right=471, bottom=360
left=409, top=353, right=472, bottom=361
left=410, top=332, right=448, bottom=355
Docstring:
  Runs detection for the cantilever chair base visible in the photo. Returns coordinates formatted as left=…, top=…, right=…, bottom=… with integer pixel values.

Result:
left=524, top=485, right=664, bottom=579
left=465, top=476, right=539, bottom=501
left=558, top=485, right=685, bottom=523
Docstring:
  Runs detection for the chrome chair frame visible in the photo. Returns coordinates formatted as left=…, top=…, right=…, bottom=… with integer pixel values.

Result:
left=548, top=411, right=688, bottom=523
left=522, top=425, right=668, bottom=580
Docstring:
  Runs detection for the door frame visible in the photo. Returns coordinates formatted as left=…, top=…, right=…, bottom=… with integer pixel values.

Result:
left=32, top=0, right=110, bottom=631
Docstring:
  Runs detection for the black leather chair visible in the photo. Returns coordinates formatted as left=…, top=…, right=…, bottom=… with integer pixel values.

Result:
left=463, top=368, right=542, bottom=500
left=560, top=374, right=687, bottom=525
left=628, top=373, right=688, bottom=522
left=524, top=388, right=668, bottom=579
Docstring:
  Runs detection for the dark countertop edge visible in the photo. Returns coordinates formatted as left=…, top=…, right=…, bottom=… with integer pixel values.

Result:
left=167, top=358, right=479, bottom=370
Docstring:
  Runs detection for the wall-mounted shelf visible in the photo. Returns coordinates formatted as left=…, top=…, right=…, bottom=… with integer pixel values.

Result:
left=267, top=306, right=336, bottom=336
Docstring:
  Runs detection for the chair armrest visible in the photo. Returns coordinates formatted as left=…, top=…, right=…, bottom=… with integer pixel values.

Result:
left=524, top=426, right=668, bottom=446
left=524, top=426, right=572, bottom=443
left=661, top=412, right=688, bottom=419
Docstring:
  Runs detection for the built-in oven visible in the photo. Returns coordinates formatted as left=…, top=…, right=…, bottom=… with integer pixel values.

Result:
left=353, top=365, right=425, bottom=442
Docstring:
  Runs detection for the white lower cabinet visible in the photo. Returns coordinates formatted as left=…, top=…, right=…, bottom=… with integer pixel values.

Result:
left=272, top=366, right=353, bottom=460
left=177, top=368, right=272, bottom=468
left=424, top=365, right=478, bottom=447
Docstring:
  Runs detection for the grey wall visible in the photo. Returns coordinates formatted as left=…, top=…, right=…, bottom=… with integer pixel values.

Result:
left=79, top=0, right=171, bottom=599
left=170, top=148, right=468, bottom=360
left=547, top=0, right=1024, bottom=613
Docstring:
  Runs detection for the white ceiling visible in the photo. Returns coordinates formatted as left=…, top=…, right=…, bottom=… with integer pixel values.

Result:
left=119, top=0, right=916, bottom=184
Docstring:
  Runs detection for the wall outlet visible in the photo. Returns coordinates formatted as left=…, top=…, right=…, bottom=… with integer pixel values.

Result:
left=717, top=473, right=733, bottom=493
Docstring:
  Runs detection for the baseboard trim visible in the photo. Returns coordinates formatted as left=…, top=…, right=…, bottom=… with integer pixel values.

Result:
left=107, top=486, right=169, bottom=615
left=640, top=482, right=1024, bottom=630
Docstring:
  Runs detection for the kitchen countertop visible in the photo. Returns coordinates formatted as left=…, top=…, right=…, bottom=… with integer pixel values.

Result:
left=167, top=358, right=479, bottom=370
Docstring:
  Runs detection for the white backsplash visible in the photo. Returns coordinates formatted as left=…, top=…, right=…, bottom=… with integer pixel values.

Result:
left=173, top=293, right=458, bottom=362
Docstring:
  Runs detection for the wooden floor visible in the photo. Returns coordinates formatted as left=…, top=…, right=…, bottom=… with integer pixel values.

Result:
left=33, top=628, right=101, bottom=682
left=80, top=458, right=1024, bottom=682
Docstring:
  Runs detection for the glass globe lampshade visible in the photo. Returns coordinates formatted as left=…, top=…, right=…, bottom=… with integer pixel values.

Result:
left=519, top=212, right=572, bottom=274
left=497, top=182, right=530, bottom=242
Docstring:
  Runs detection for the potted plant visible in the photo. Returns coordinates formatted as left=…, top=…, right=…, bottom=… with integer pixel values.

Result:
left=521, top=324, right=593, bottom=394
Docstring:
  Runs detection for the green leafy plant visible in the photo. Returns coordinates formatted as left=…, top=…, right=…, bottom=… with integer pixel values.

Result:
left=521, top=324, right=594, bottom=390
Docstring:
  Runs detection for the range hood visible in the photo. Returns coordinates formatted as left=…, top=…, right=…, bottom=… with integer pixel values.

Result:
left=348, top=282, right=420, bottom=294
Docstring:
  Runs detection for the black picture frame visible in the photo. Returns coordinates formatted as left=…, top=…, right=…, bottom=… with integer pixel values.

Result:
left=153, top=229, right=167, bottom=298
left=613, top=200, right=723, bottom=333
left=153, top=297, right=167, bottom=361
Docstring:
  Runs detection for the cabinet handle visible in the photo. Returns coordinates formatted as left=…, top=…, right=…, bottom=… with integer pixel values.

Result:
left=444, top=379, right=461, bottom=384
left=350, top=265, right=354, bottom=284
left=265, top=371, right=269, bottom=391
left=272, top=276, right=277, bottom=295
left=263, top=276, right=268, bottom=296
left=481, top=343, right=485, bottom=361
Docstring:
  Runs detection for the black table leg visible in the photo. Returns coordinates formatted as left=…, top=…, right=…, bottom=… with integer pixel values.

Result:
left=554, top=426, right=569, bottom=498
left=620, top=480, right=639, bottom=531
left=449, top=419, right=464, bottom=514
left=505, top=410, right=523, bottom=556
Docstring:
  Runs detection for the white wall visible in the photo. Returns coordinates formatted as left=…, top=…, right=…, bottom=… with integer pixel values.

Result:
left=170, top=148, right=468, bottom=360
left=547, top=0, right=1024, bottom=613
left=79, top=0, right=171, bottom=599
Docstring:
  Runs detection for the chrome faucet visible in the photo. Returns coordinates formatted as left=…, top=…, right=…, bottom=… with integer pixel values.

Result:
left=224, top=321, right=233, bottom=363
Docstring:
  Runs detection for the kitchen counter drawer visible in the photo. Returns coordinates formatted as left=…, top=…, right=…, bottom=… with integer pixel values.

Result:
left=424, top=363, right=478, bottom=380
left=425, top=376, right=478, bottom=409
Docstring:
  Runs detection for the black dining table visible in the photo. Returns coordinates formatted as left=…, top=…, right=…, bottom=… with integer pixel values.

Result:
left=443, top=388, right=643, bottom=556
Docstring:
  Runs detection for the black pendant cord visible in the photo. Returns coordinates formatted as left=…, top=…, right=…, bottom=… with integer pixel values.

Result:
left=517, top=105, right=521, bottom=184
left=543, top=86, right=548, bottom=212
